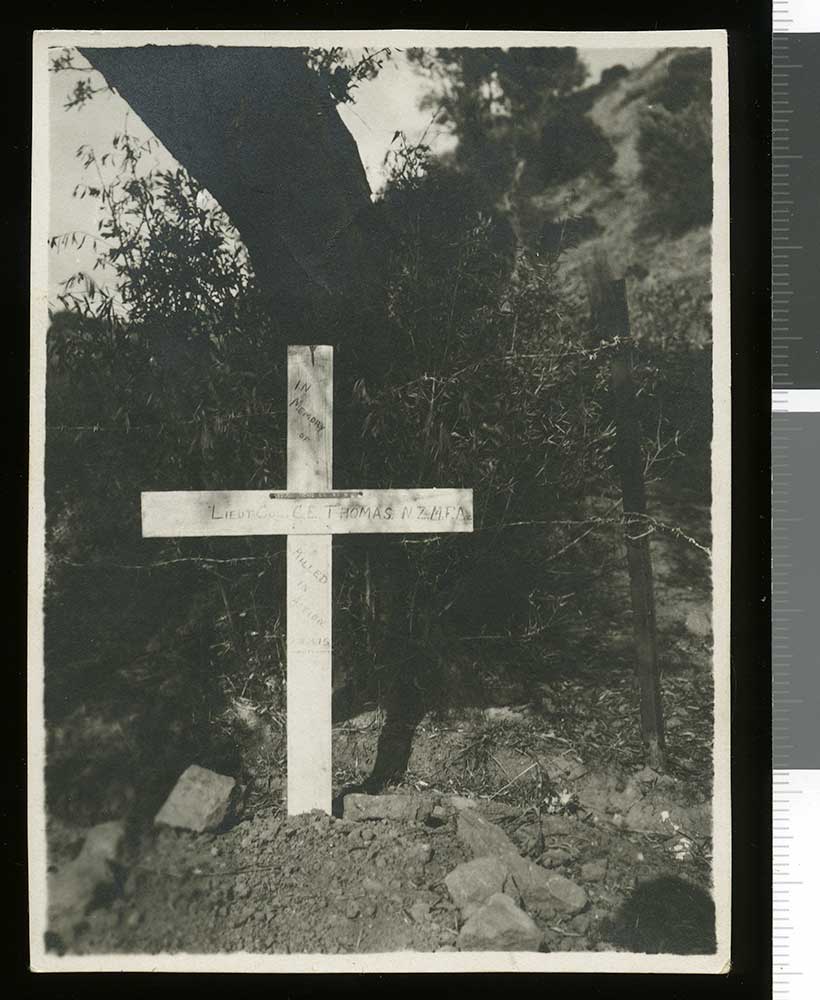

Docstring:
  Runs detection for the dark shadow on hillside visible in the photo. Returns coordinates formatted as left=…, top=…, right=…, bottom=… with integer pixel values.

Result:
left=608, top=876, right=716, bottom=954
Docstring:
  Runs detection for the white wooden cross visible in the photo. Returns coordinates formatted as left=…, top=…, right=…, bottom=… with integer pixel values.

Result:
left=141, top=346, right=473, bottom=815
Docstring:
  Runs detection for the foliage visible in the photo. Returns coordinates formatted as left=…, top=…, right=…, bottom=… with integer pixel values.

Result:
left=50, top=45, right=392, bottom=110
left=341, top=165, right=617, bottom=658
left=306, top=47, right=392, bottom=104
left=49, top=47, right=111, bottom=109
left=45, top=131, right=637, bottom=731
left=525, top=102, right=616, bottom=188
left=407, top=48, right=593, bottom=205
left=637, top=50, right=713, bottom=235
left=45, top=126, right=288, bottom=745
left=44, top=56, right=712, bottom=819
left=649, top=49, right=712, bottom=114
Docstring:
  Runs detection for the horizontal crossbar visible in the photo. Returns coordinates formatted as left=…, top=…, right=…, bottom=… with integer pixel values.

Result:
left=141, top=488, right=474, bottom=537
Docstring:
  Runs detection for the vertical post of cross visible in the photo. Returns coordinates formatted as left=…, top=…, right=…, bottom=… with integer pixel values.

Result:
left=286, top=345, right=334, bottom=814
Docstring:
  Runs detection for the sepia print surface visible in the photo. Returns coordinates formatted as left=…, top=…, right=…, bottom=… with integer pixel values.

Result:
left=29, top=29, right=730, bottom=972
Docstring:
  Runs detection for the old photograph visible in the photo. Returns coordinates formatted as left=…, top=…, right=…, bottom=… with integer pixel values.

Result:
left=29, top=30, right=730, bottom=972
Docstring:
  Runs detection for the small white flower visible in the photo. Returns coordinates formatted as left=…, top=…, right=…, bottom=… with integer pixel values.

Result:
left=195, top=188, right=215, bottom=211
left=671, top=836, right=692, bottom=861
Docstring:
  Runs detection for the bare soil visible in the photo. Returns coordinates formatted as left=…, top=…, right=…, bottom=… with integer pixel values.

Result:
left=48, top=656, right=715, bottom=956
left=45, top=478, right=716, bottom=957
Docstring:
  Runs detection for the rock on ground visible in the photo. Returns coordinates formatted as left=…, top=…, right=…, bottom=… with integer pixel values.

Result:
left=342, top=793, right=435, bottom=824
left=409, top=901, right=431, bottom=923
left=445, top=856, right=520, bottom=918
left=454, top=809, right=588, bottom=917
left=154, top=765, right=237, bottom=833
left=505, top=854, right=588, bottom=917
left=457, top=893, right=544, bottom=952
left=447, top=795, right=479, bottom=812
left=455, top=809, right=519, bottom=858
left=685, top=607, right=711, bottom=637
left=48, top=821, right=126, bottom=945
left=540, top=871, right=588, bottom=914
left=81, top=821, right=126, bottom=865
left=581, top=859, right=608, bottom=883
left=573, top=766, right=711, bottom=838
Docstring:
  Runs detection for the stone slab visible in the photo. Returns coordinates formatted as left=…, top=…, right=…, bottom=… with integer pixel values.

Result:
left=154, top=765, right=237, bottom=833
left=342, top=793, right=436, bottom=824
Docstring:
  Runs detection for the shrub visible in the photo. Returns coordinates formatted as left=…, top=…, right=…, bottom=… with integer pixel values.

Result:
left=650, top=49, right=711, bottom=114
left=637, top=51, right=713, bottom=235
left=638, top=102, right=712, bottom=235
left=527, top=104, right=616, bottom=188
left=44, top=134, right=696, bottom=818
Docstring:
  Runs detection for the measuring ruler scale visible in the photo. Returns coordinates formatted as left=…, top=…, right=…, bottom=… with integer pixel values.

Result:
left=772, top=3, right=820, bottom=998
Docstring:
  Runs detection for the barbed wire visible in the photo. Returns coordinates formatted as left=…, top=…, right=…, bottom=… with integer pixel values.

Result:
left=53, top=554, right=280, bottom=570
left=49, top=509, right=709, bottom=574
left=46, top=409, right=286, bottom=434
left=42, top=336, right=630, bottom=436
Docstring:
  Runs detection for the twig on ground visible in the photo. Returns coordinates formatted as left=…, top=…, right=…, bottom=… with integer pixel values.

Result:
left=488, top=761, right=537, bottom=800
left=547, top=925, right=585, bottom=937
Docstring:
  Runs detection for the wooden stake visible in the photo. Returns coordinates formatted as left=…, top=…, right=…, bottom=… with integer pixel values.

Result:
left=584, top=251, right=666, bottom=769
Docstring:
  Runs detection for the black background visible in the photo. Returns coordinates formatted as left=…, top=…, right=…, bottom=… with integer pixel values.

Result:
left=7, top=1, right=770, bottom=996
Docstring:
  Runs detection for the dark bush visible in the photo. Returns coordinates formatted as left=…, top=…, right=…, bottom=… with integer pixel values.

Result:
left=638, top=102, right=712, bottom=235
left=526, top=104, right=616, bottom=189
left=600, top=64, right=629, bottom=88
left=637, top=50, right=713, bottom=235
left=650, top=49, right=711, bottom=114
left=44, top=132, right=702, bottom=819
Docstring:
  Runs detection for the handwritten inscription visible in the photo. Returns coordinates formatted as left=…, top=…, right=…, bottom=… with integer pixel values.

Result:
left=289, top=542, right=330, bottom=637
left=208, top=502, right=472, bottom=523
left=143, top=489, right=474, bottom=537
left=289, top=378, right=326, bottom=435
left=289, top=635, right=331, bottom=650
left=292, top=544, right=329, bottom=583
left=290, top=592, right=327, bottom=629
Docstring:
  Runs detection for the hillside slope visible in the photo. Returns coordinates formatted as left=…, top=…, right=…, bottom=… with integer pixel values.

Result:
left=517, top=49, right=713, bottom=348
